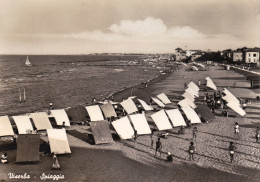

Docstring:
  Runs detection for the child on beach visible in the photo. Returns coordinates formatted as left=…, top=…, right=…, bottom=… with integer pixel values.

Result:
left=150, top=131, right=154, bottom=149
left=234, top=123, right=240, bottom=139
left=133, top=129, right=138, bottom=143
left=188, top=142, right=195, bottom=161
left=155, top=138, right=162, bottom=157
left=52, top=153, right=60, bottom=170
left=1, top=153, right=8, bottom=164
left=228, top=142, right=236, bottom=163
left=192, top=127, right=198, bottom=141
left=255, top=127, right=260, bottom=143
left=166, top=152, right=173, bottom=162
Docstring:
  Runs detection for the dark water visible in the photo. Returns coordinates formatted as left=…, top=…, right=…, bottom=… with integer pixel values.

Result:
left=0, top=55, right=160, bottom=115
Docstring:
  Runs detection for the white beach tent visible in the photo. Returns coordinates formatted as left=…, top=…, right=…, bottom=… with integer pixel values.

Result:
left=112, top=117, right=134, bottom=140
left=151, top=97, right=165, bottom=108
left=178, top=98, right=196, bottom=109
left=187, top=82, right=200, bottom=92
left=222, top=88, right=240, bottom=104
left=129, top=113, right=151, bottom=135
left=182, top=92, right=195, bottom=102
left=137, top=99, right=153, bottom=111
left=85, top=105, right=104, bottom=121
left=157, top=93, right=171, bottom=104
left=47, top=129, right=71, bottom=154
left=185, top=87, right=199, bottom=97
left=120, top=98, right=138, bottom=114
left=166, top=109, right=187, bottom=127
left=205, top=77, right=217, bottom=90
left=151, top=110, right=172, bottom=130
left=0, top=116, right=14, bottom=136
left=51, top=109, right=70, bottom=126
left=227, top=102, right=246, bottom=116
left=13, top=115, right=34, bottom=134
left=182, top=107, right=201, bottom=124
left=30, top=112, right=52, bottom=130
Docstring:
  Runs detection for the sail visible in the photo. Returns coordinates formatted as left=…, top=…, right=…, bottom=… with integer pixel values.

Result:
left=23, top=88, right=26, bottom=102
left=19, top=88, right=22, bottom=103
left=25, top=56, right=32, bottom=66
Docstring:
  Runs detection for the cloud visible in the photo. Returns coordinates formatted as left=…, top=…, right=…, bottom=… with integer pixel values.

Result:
left=108, top=17, right=167, bottom=36
left=65, top=17, right=207, bottom=42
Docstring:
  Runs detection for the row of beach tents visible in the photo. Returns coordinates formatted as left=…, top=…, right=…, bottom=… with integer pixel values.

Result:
left=0, top=76, right=246, bottom=162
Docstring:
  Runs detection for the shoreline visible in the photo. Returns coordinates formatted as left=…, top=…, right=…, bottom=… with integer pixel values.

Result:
left=7, top=68, right=173, bottom=117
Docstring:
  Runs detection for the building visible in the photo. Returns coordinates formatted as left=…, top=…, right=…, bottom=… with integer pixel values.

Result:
left=191, top=53, right=203, bottom=62
left=244, top=48, right=260, bottom=66
left=175, top=48, right=187, bottom=61
left=232, top=51, right=243, bottom=62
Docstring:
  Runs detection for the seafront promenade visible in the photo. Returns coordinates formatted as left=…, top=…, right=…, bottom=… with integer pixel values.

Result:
left=1, top=63, right=260, bottom=182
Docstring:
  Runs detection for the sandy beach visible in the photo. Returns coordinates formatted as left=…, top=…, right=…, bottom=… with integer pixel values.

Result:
left=1, top=63, right=260, bottom=182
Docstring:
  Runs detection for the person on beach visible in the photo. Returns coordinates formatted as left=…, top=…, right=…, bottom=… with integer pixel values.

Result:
left=198, top=80, right=201, bottom=86
left=49, top=102, right=53, bottom=110
left=234, top=123, right=240, bottom=139
left=62, top=121, right=66, bottom=128
left=150, top=131, right=154, bottom=149
left=192, top=127, right=198, bottom=141
left=255, top=127, right=260, bottom=143
left=228, top=142, right=236, bottom=163
left=91, top=97, right=96, bottom=104
left=155, top=138, right=162, bottom=157
left=178, top=125, right=185, bottom=135
left=1, top=153, right=8, bottom=164
left=133, top=129, right=138, bottom=143
left=189, top=142, right=195, bottom=161
left=52, top=153, right=61, bottom=169
left=166, top=152, right=173, bottom=162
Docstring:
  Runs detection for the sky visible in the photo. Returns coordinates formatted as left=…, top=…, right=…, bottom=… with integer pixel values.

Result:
left=0, top=0, right=259, bottom=54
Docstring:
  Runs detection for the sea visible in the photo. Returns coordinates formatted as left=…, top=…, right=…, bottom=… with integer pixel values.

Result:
left=0, top=55, right=161, bottom=116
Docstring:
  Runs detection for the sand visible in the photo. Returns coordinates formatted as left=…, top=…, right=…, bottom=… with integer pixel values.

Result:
left=1, top=63, right=260, bottom=182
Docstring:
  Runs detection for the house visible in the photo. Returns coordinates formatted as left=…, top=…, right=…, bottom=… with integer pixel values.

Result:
left=191, top=53, right=203, bottom=62
left=175, top=48, right=187, bottom=61
left=232, top=51, right=243, bottom=62
left=244, top=48, right=260, bottom=66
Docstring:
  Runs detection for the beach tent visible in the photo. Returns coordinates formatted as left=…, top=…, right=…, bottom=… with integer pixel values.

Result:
left=182, top=92, right=195, bottom=102
left=137, top=99, right=153, bottom=111
left=66, top=105, right=88, bottom=124
left=182, top=107, right=201, bottom=124
left=111, top=117, right=134, bottom=140
left=13, top=115, right=34, bottom=134
left=205, top=77, right=217, bottom=90
left=51, top=109, right=70, bottom=126
left=16, top=134, right=40, bottom=162
left=227, top=102, right=246, bottom=116
left=30, top=112, right=52, bottom=130
left=120, top=98, right=138, bottom=114
left=185, top=87, right=199, bottom=97
left=166, top=109, right=187, bottom=127
left=47, top=129, right=71, bottom=154
left=181, top=62, right=187, bottom=66
left=0, top=116, right=14, bottom=136
left=151, top=97, right=165, bottom=108
left=157, top=93, right=171, bottom=104
left=85, top=105, right=104, bottom=121
left=178, top=98, right=196, bottom=109
left=151, top=110, right=172, bottom=130
left=195, top=105, right=215, bottom=122
left=129, top=113, right=151, bottom=135
left=187, top=82, right=200, bottom=92
left=222, top=88, right=240, bottom=105
left=100, top=102, right=117, bottom=118
left=90, top=121, right=113, bottom=144
left=191, top=66, right=199, bottom=71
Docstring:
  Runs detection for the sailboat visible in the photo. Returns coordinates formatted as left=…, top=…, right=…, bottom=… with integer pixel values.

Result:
left=23, top=88, right=26, bottom=102
left=25, top=56, right=32, bottom=66
left=19, top=88, right=22, bottom=103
